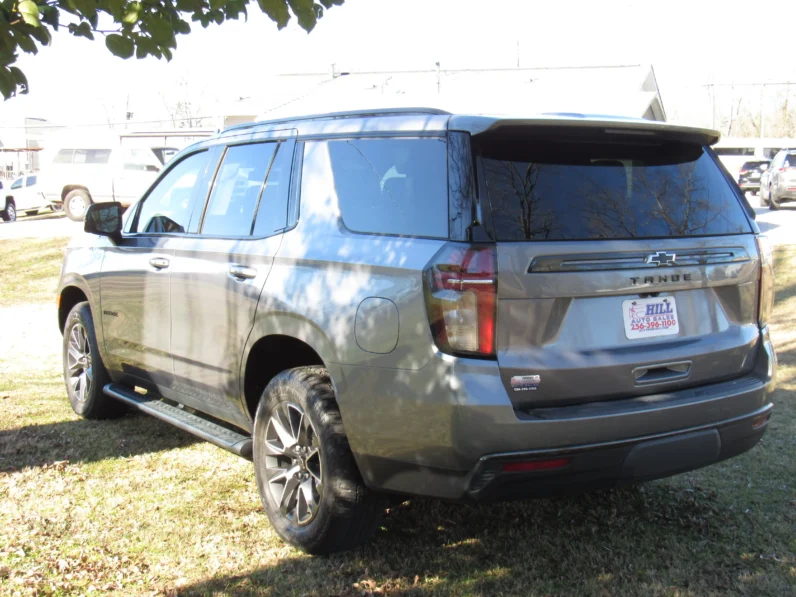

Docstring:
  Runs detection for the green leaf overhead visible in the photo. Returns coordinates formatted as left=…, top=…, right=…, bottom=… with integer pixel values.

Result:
left=0, top=0, right=343, bottom=99
left=105, top=32, right=134, bottom=58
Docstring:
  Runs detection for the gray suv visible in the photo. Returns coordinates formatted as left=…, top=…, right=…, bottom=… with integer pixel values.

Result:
left=57, top=109, right=777, bottom=554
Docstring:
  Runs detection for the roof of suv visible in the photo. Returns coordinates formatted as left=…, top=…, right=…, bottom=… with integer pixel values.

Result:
left=218, top=107, right=721, bottom=146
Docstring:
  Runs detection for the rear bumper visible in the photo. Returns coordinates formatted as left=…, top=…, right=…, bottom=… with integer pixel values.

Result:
left=336, top=328, right=776, bottom=500
left=739, top=181, right=760, bottom=190
left=467, top=403, right=771, bottom=500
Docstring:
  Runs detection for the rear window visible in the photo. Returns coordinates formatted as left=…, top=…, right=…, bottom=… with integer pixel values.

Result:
left=327, top=137, right=448, bottom=238
left=478, top=139, right=752, bottom=241
left=741, top=161, right=769, bottom=170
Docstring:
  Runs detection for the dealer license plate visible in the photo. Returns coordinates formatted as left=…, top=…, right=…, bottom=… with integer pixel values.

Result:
left=622, top=296, right=680, bottom=340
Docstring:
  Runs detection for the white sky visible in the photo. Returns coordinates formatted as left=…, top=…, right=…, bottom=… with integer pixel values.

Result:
left=3, top=0, right=796, bottom=125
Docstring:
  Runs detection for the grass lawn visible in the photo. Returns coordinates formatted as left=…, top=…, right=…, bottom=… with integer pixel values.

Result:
left=0, top=236, right=794, bottom=596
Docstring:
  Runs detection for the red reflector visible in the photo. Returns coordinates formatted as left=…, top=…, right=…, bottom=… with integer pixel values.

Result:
left=502, top=458, right=571, bottom=472
left=751, top=413, right=771, bottom=430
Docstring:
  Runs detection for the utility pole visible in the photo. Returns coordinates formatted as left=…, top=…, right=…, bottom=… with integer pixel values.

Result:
left=516, top=40, right=520, bottom=68
left=760, top=83, right=765, bottom=138
left=435, top=61, right=441, bottom=94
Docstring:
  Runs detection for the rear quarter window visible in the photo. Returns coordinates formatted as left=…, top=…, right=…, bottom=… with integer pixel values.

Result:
left=326, top=137, right=448, bottom=238
left=477, top=139, right=753, bottom=241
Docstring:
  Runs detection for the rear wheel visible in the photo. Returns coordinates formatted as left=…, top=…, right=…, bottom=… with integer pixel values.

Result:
left=769, top=187, right=781, bottom=210
left=253, top=367, right=384, bottom=554
left=64, top=190, right=91, bottom=221
left=62, top=302, right=125, bottom=419
left=1, top=199, right=16, bottom=222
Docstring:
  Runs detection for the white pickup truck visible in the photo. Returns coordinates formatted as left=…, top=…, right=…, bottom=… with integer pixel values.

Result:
left=1, top=174, right=59, bottom=222
left=42, top=146, right=178, bottom=221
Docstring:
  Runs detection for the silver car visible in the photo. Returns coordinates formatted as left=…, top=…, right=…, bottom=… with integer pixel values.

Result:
left=56, top=109, right=777, bottom=554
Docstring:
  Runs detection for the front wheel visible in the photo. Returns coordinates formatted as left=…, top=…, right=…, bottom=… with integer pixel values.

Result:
left=62, top=302, right=125, bottom=419
left=64, top=190, right=91, bottom=221
left=1, top=199, right=16, bottom=222
left=253, top=367, right=384, bottom=555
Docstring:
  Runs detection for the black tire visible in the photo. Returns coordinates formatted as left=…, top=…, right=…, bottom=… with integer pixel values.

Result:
left=769, top=187, right=781, bottom=210
left=25, top=210, right=38, bottom=217
left=253, top=367, right=384, bottom=555
left=62, top=302, right=125, bottom=419
left=1, top=198, right=16, bottom=222
left=64, top=189, right=91, bottom=221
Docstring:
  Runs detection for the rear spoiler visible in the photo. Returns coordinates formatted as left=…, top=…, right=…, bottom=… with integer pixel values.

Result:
left=449, top=115, right=721, bottom=147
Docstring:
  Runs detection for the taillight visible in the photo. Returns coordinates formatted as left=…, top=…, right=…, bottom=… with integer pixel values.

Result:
left=739, top=170, right=749, bottom=175
left=423, top=243, right=497, bottom=358
left=757, top=235, right=775, bottom=328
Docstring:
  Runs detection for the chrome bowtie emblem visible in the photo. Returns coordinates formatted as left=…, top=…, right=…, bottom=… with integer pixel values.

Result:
left=646, top=251, right=677, bottom=266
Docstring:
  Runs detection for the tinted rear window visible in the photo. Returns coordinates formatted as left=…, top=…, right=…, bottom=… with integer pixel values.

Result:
left=478, top=140, right=752, bottom=241
left=327, top=137, right=448, bottom=238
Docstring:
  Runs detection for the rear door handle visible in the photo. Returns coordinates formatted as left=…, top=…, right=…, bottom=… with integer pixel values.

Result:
left=229, top=265, right=257, bottom=280
left=149, top=257, right=170, bottom=270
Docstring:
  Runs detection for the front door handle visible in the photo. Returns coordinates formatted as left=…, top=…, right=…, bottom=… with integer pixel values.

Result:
left=149, top=257, right=170, bottom=270
left=229, top=265, right=257, bottom=280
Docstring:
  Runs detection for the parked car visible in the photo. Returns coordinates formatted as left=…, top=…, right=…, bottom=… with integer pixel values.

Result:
left=762, top=148, right=796, bottom=210
left=57, top=109, right=777, bottom=555
left=737, top=159, right=770, bottom=195
left=1, top=174, right=60, bottom=222
left=42, top=145, right=178, bottom=221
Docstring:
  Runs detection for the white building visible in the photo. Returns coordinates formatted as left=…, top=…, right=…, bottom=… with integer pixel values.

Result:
left=222, top=64, right=666, bottom=126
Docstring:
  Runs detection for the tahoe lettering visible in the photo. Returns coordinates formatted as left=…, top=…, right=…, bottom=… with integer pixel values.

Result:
left=630, top=273, right=693, bottom=285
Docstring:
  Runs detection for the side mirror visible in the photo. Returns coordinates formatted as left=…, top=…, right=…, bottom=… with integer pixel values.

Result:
left=84, top=202, right=123, bottom=243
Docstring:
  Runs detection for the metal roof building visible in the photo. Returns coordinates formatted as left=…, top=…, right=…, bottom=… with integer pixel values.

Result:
left=223, top=64, right=666, bottom=127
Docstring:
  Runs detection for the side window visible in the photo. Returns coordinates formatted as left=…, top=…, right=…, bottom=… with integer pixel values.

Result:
left=74, top=149, right=111, bottom=165
left=326, top=137, right=449, bottom=238
left=10, top=178, right=22, bottom=190
left=25, top=175, right=36, bottom=186
left=134, top=151, right=213, bottom=234
left=53, top=149, right=73, bottom=164
left=252, top=141, right=293, bottom=237
left=122, top=148, right=162, bottom=172
left=201, top=142, right=276, bottom=237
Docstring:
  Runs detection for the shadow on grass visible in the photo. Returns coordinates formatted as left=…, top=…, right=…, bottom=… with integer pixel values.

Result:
left=0, top=411, right=199, bottom=472
left=176, top=482, right=787, bottom=597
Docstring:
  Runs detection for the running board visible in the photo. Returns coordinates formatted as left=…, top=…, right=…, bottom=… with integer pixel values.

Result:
left=103, top=383, right=253, bottom=460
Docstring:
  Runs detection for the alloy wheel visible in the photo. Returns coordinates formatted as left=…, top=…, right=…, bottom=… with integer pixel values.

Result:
left=6, top=203, right=15, bottom=222
left=264, top=402, right=323, bottom=525
left=66, top=322, right=92, bottom=402
left=69, top=195, right=87, bottom=218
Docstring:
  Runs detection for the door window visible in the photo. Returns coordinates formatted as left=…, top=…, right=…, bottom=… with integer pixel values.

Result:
left=122, top=148, right=162, bottom=172
left=201, top=142, right=277, bottom=237
left=134, top=151, right=213, bottom=234
left=25, top=175, right=36, bottom=186
left=73, top=149, right=111, bottom=165
left=9, top=177, right=22, bottom=190
left=53, top=149, right=73, bottom=164
left=252, top=141, right=293, bottom=237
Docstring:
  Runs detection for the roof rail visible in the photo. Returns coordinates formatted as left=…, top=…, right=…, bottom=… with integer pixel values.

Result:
left=221, top=107, right=452, bottom=135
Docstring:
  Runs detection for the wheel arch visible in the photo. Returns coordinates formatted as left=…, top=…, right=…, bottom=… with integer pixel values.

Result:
left=58, top=282, right=91, bottom=333
left=241, top=333, right=329, bottom=422
left=61, top=185, right=91, bottom=201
